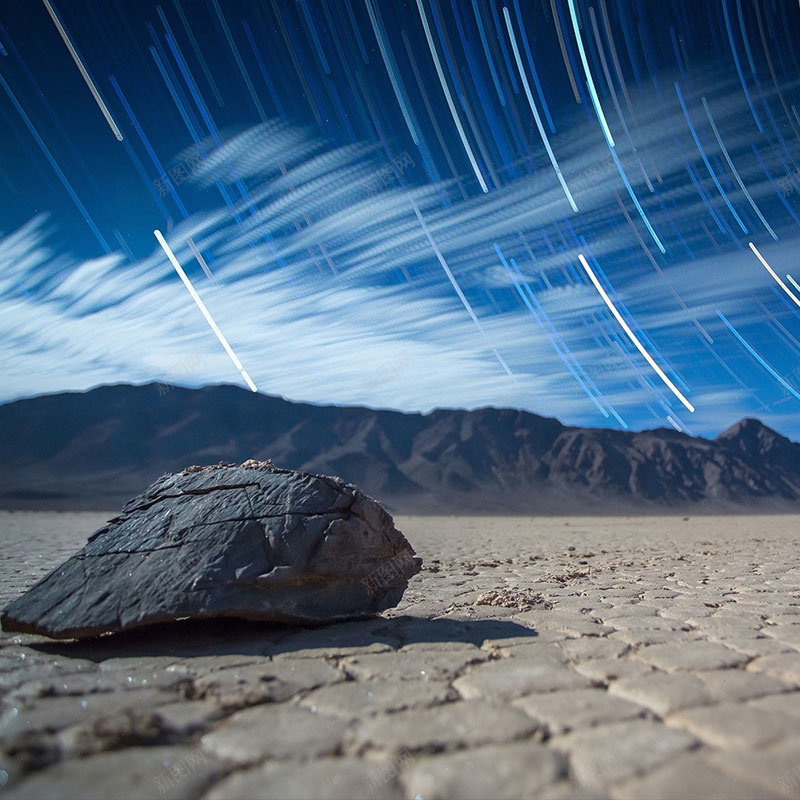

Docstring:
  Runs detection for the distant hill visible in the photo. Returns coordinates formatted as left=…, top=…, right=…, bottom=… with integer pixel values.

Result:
left=1, top=383, right=799, bottom=513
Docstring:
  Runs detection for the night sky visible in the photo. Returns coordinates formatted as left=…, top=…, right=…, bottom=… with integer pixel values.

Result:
left=2, top=0, right=800, bottom=440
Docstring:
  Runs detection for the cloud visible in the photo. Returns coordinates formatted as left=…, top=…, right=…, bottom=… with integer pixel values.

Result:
left=4, top=70, right=800, bottom=441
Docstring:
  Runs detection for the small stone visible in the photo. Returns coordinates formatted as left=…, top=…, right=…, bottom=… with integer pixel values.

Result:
left=474, top=588, right=553, bottom=612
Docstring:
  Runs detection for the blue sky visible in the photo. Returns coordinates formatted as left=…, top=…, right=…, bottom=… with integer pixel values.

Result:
left=2, top=0, right=800, bottom=440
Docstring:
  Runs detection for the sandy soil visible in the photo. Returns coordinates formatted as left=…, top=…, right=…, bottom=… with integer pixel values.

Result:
left=1, top=511, right=799, bottom=799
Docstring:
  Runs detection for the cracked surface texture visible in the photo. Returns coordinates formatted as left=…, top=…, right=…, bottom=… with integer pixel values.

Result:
left=1, top=512, right=799, bottom=799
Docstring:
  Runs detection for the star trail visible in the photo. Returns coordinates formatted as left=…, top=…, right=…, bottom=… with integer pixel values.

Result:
left=2, top=0, right=800, bottom=439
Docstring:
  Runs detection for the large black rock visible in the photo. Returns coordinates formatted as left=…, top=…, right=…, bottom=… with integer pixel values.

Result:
left=1, top=461, right=422, bottom=639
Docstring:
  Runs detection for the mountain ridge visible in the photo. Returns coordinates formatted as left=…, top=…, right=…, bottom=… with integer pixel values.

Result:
left=1, top=383, right=798, bottom=513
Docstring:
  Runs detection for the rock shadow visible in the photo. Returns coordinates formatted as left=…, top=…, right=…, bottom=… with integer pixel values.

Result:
left=25, top=614, right=538, bottom=662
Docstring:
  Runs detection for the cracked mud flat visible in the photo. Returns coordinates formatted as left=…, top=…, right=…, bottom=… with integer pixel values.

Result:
left=1, top=512, right=800, bottom=799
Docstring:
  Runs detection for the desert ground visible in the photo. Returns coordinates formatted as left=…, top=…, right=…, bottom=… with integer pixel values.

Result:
left=1, top=510, right=799, bottom=799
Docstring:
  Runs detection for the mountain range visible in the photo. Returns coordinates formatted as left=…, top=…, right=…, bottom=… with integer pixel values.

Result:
left=1, top=383, right=799, bottom=513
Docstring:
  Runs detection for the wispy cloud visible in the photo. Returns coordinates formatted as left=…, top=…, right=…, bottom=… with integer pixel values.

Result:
left=3, top=68, right=800, bottom=440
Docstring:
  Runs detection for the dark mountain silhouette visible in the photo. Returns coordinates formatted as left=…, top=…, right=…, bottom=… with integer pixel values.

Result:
left=1, top=383, right=799, bottom=512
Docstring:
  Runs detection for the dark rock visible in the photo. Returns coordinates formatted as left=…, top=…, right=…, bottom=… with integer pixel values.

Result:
left=1, top=461, right=421, bottom=639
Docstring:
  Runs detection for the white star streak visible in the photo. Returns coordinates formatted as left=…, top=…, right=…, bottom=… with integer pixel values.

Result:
left=503, top=7, right=578, bottom=213
left=154, top=230, right=258, bottom=392
left=567, top=0, right=615, bottom=147
left=748, top=242, right=800, bottom=308
left=578, top=253, right=695, bottom=413
left=415, top=0, right=489, bottom=193
left=412, top=204, right=516, bottom=381
left=41, top=0, right=124, bottom=142
left=186, top=237, right=216, bottom=282
left=364, top=0, right=420, bottom=147
left=702, top=98, right=777, bottom=241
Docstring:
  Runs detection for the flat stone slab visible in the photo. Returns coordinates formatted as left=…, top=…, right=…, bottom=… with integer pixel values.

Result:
left=349, top=701, right=540, bottom=755
left=513, top=688, right=645, bottom=733
left=299, top=679, right=457, bottom=717
left=341, top=648, right=486, bottom=682
left=201, top=705, right=344, bottom=765
left=574, top=656, right=655, bottom=683
left=667, top=702, right=800, bottom=749
left=205, top=757, right=403, bottom=800
left=402, top=740, right=566, bottom=800
left=705, top=737, right=800, bottom=797
left=551, top=720, right=699, bottom=791
left=633, top=641, right=748, bottom=671
left=453, top=658, right=592, bottom=701
left=184, top=658, right=343, bottom=710
left=695, top=669, right=791, bottom=703
left=747, top=652, right=800, bottom=683
left=0, top=688, right=175, bottom=748
left=614, top=752, right=784, bottom=800
left=5, top=745, right=224, bottom=800
left=609, top=672, right=713, bottom=715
